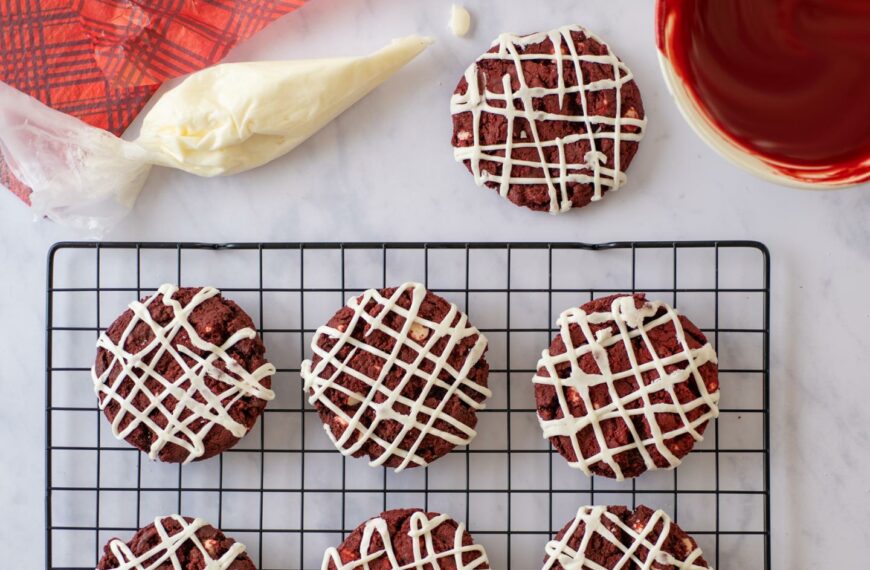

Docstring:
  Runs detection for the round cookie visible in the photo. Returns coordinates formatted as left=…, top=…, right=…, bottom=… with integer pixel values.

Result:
left=533, top=294, right=719, bottom=480
left=98, top=515, right=256, bottom=570
left=301, top=282, right=490, bottom=471
left=451, top=25, right=647, bottom=214
left=543, top=505, right=712, bottom=569
left=93, top=284, right=276, bottom=464
left=323, top=508, right=490, bottom=570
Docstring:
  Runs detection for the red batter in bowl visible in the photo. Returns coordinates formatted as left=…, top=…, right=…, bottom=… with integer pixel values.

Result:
left=657, top=0, right=870, bottom=187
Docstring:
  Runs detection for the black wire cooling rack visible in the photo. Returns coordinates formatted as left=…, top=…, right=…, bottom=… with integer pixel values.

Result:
left=45, top=241, right=771, bottom=570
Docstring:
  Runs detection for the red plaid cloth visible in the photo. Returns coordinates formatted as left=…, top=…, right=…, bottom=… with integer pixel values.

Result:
left=0, top=0, right=307, bottom=204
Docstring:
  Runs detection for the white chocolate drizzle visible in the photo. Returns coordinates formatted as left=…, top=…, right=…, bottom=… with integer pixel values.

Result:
left=533, top=296, right=719, bottom=480
left=450, top=25, right=647, bottom=214
left=301, top=282, right=491, bottom=472
left=93, top=284, right=276, bottom=464
left=322, top=510, right=490, bottom=570
left=543, top=506, right=712, bottom=569
left=106, top=515, right=248, bottom=570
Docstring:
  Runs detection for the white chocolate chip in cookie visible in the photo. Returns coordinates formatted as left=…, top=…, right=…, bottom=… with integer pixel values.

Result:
left=409, top=321, right=430, bottom=342
left=682, top=537, right=695, bottom=551
left=566, top=387, right=582, bottom=406
left=203, top=538, right=219, bottom=558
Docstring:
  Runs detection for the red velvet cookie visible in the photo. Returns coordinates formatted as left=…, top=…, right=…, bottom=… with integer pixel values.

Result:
left=301, top=283, right=490, bottom=471
left=93, top=285, right=275, bottom=464
left=534, top=294, right=719, bottom=480
left=98, top=515, right=256, bottom=570
left=544, top=505, right=712, bottom=569
left=323, top=509, right=489, bottom=570
left=451, top=25, right=647, bottom=214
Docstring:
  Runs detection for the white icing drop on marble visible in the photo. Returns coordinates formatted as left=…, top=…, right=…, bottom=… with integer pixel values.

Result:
left=322, top=510, right=490, bottom=570
left=543, top=506, right=712, bottom=570
left=450, top=25, right=647, bottom=214
left=301, top=282, right=491, bottom=472
left=449, top=4, right=472, bottom=37
left=106, top=515, right=248, bottom=570
left=533, top=295, right=719, bottom=480
left=92, top=284, right=276, bottom=464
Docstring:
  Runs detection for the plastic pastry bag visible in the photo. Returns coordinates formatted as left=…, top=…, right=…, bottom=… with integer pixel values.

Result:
left=0, top=36, right=431, bottom=234
left=0, top=0, right=309, bottom=204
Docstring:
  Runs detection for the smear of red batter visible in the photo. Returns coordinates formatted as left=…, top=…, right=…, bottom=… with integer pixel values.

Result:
left=657, top=0, right=870, bottom=185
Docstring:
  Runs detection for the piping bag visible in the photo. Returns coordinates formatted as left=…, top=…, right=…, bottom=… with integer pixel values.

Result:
left=0, top=35, right=432, bottom=233
left=0, top=0, right=311, bottom=205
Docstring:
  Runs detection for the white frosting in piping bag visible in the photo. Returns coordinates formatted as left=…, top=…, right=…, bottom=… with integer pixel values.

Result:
left=92, top=285, right=276, bottom=464
left=301, top=283, right=491, bottom=472
left=543, top=506, right=712, bottom=569
left=534, top=296, right=719, bottom=480
left=137, top=35, right=433, bottom=176
left=321, top=511, right=490, bottom=570
left=0, top=35, right=431, bottom=232
left=106, top=515, right=248, bottom=570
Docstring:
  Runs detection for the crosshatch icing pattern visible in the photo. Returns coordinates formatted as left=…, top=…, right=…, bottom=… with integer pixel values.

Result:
left=302, top=282, right=491, bottom=472
left=534, top=295, right=720, bottom=480
left=451, top=25, right=648, bottom=214
left=93, top=284, right=277, bottom=465
left=46, top=242, right=770, bottom=570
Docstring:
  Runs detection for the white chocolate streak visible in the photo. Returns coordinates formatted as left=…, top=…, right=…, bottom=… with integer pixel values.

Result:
left=107, top=515, right=247, bottom=570
left=534, top=296, right=719, bottom=480
left=93, top=284, right=276, bottom=464
left=543, top=506, right=712, bottom=570
left=301, top=282, right=491, bottom=472
left=322, top=510, right=489, bottom=570
left=451, top=25, right=647, bottom=214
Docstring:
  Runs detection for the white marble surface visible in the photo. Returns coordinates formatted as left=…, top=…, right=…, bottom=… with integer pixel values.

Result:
left=1, top=0, right=868, bottom=567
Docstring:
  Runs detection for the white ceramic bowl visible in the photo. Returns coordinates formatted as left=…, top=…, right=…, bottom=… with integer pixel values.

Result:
left=656, top=20, right=868, bottom=190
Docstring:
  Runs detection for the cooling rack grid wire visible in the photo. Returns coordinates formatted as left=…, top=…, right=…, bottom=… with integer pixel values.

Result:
left=45, top=241, right=771, bottom=569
